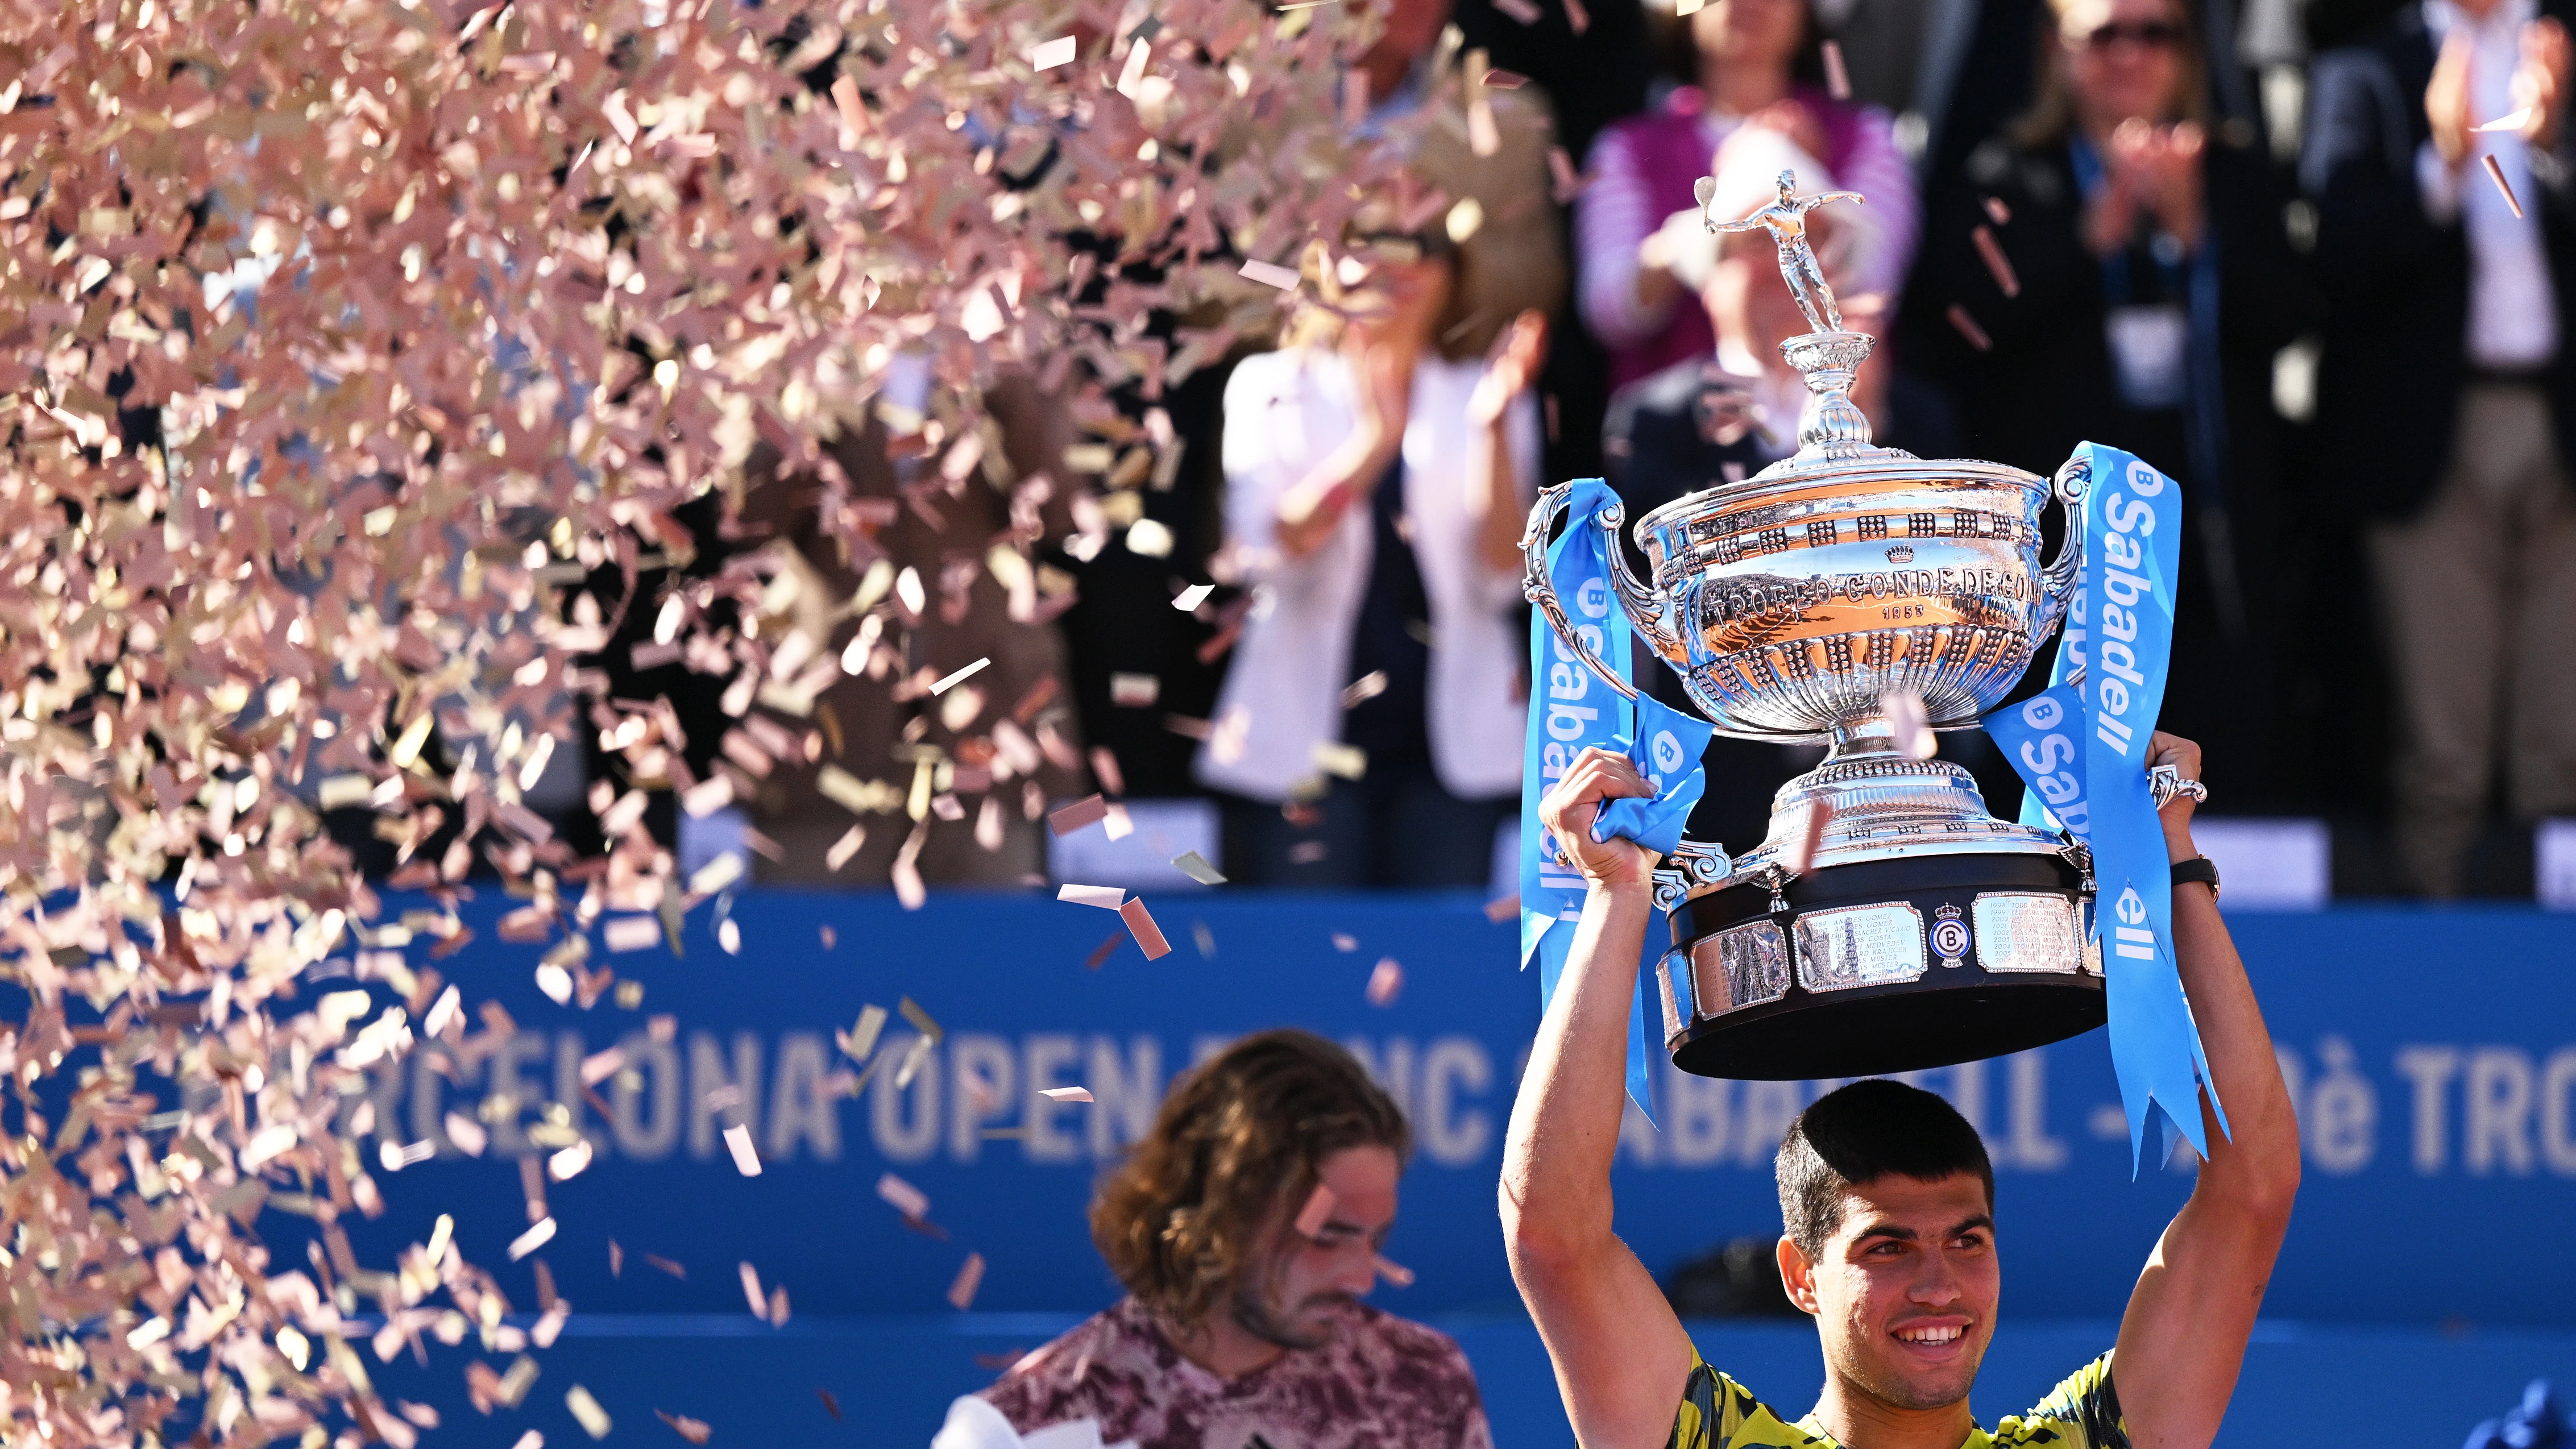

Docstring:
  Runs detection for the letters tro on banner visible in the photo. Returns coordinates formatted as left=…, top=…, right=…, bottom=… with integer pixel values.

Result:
left=1983, top=442, right=2224, bottom=1172
left=1520, top=478, right=1658, bottom=1119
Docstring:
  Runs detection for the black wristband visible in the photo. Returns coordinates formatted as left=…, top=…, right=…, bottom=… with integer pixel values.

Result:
left=2171, top=855, right=2220, bottom=899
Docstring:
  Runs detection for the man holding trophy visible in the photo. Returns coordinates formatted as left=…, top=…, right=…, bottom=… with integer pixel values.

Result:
left=1500, top=173, right=2299, bottom=1447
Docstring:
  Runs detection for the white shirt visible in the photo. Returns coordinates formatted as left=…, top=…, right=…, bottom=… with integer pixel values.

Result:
left=1196, top=348, right=1540, bottom=804
left=2419, top=0, right=2561, bottom=367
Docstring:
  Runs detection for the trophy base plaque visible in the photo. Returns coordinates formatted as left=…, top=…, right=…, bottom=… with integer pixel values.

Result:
left=1656, top=850, right=2102, bottom=1080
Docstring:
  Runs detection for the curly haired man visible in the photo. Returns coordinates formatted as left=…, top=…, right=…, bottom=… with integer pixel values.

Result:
left=936, top=1028, right=1492, bottom=1449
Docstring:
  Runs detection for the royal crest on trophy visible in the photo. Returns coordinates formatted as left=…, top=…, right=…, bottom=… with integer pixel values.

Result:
left=1524, top=173, right=2109, bottom=1081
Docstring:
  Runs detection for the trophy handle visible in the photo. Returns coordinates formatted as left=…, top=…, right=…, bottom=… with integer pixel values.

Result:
left=2035, top=455, right=2089, bottom=635
left=1521, top=482, right=1640, bottom=702
left=1604, top=509, right=1689, bottom=666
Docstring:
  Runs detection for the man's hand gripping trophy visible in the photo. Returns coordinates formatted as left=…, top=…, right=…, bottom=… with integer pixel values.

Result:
left=1696, top=168, right=1865, bottom=335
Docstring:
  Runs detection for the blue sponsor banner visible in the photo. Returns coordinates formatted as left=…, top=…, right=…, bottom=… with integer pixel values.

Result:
left=262, top=892, right=2576, bottom=1326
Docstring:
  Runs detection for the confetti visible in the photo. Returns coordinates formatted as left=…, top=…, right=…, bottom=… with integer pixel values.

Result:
left=646, top=1255, right=688, bottom=1280
left=1367, top=957, right=1404, bottom=1006
left=1882, top=690, right=1937, bottom=760
left=656, top=1410, right=714, bottom=1444
left=1946, top=304, right=1994, bottom=352
left=2474, top=107, right=2534, bottom=132
left=1104, top=803, right=1136, bottom=840
left=718, top=919, right=743, bottom=954
left=605, top=916, right=665, bottom=953
left=1112, top=673, right=1164, bottom=706
left=1028, top=35, right=1077, bottom=69
left=1050, top=795, right=1111, bottom=835
left=611, top=1242, right=624, bottom=1277
left=1342, top=670, right=1389, bottom=708
left=739, top=1262, right=769, bottom=1320
left=1822, top=39, right=1851, bottom=100
left=1120, top=898, right=1176, bottom=958
left=1785, top=799, right=1835, bottom=875
left=1239, top=258, right=1304, bottom=290
left=1972, top=225, right=2021, bottom=298
left=1173, top=851, right=1229, bottom=885
left=550, top=1140, right=594, bottom=1182
left=1484, top=892, right=1520, bottom=923
left=566, top=1386, right=613, bottom=1440
left=723, top=1123, right=764, bottom=1177
left=1983, top=196, right=2013, bottom=226
left=840, top=1004, right=889, bottom=1062
left=2484, top=152, right=2525, bottom=218
left=1494, top=0, right=1542, bottom=19
left=1331, top=932, right=1360, bottom=952
left=445, top=1112, right=490, bottom=1158
left=1086, top=932, right=1126, bottom=969
left=1040, top=1086, right=1096, bottom=1103
left=1174, top=583, right=1215, bottom=611
left=819, top=1390, right=843, bottom=1421
left=509, top=1218, right=558, bottom=1261
left=1562, top=0, right=1589, bottom=34
left=930, top=658, right=991, bottom=694
left=1059, top=883, right=1128, bottom=909
left=1295, top=1183, right=1339, bottom=1238
left=948, top=1252, right=987, bottom=1310
left=878, top=1173, right=933, bottom=1222
left=1374, top=1254, right=1417, bottom=1287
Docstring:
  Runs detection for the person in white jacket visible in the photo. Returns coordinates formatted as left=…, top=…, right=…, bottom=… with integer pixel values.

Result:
left=1196, top=230, right=1546, bottom=886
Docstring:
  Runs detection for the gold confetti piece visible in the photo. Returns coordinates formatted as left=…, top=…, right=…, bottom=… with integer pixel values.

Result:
left=1173, top=851, right=1228, bottom=885
left=1367, top=957, right=1404, bottom=1006
left=930, top=658, right=990, bottom=695
left=1946, top=304, right=1993, bottom=352
left=739, top=1262, right=768, bottom=1320
left=878, top=1172, right=932, bottom=1221
left=948, top=1252, right=987, bottom=1310
left=1028, top=35, right=1077, bottom=69
left=1119, top=898, right=1174, bottom=959
left=656, top=1410, right=713, bottom=1444
left=1312, top=740, right=1369, bottom=780
left=722, top=1124, right=763, bottom=1177
left=2474, top=107, right=2534, bottom=132
left=1374, top=1253, right=1416, bottom=1287
left=899, top=996, right=945, bottom=1044
left=1972, top=225, right=2021, bottom=297
left=509, top=1218, right=558, bottom=1261
left=1059, top=883, right=1127, bottom=909
left=1039, top=1086, right=1095, bottom=1103
left=1238, top=258, right=1304, bottom=290
left=840, top=1005, right=889, bottom=1062
left=1295, top=1182, right=1338, bottom=1238
left=1822, top=39, right=1851, bottom=99
left=1111, top=672, right=1163, bottom=707
left=566, top=1386, right=612, bottom=1440
left=1049, top=795, right=1110, bottom=835
left=2484, top=153, right=2525, bottom=218
left=1173, top=583, right=1214, bottom=611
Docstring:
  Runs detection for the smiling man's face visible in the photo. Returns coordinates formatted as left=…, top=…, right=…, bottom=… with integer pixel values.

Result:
left=1778, top=1172, right=2000, bottom=1411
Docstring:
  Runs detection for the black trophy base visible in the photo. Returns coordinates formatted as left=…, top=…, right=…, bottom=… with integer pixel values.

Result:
left=1663, top=850, right=2103, bottom=1081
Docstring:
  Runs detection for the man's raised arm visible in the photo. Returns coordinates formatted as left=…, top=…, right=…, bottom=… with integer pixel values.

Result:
left=1500, top=746, right=1698, bottom=1449
left=2108, top=733, right=2303, bottom=1449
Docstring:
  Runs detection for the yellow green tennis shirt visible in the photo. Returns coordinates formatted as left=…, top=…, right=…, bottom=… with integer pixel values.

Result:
left=1669, top=1348, right=2127, bottom=1449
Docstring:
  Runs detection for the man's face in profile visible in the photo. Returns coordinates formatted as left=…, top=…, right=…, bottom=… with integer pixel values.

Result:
left=1778, top=1172, right=2001, bottom=1411
left=1233, top=1144, right=1403, bottom=1349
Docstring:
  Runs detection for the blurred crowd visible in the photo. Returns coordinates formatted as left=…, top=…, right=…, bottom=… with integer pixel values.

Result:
left=352, top=0, right=2576, bottom=900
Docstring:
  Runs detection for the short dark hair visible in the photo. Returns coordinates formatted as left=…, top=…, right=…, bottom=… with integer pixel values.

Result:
left=1090, top=1029, right=1409, bottom=1324
left=1776, top=1079, right=1994, bottom=1256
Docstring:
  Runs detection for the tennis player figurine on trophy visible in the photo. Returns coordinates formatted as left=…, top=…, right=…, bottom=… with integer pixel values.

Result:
left=1524, top=172, right=2128, bottom=1083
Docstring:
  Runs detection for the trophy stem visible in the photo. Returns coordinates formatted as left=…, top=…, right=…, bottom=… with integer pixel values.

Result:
left=1822, top=714, right=1903, bottom=765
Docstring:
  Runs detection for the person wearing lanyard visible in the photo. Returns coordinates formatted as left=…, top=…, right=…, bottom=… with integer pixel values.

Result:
left=1900, top=0, right=2317, bottom=812
left=2309, top=0, right=2576, bottom=897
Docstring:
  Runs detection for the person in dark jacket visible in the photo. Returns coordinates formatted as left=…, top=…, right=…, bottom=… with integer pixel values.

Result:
left=1905, top=0, right=2320, bottom=810
left=2305, top=0, right=2576, bottom=895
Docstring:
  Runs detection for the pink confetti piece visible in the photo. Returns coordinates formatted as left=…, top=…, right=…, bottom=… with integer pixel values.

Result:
left=1822, top=39, right=1851, bottom=99
left=1983, top=196, right=2013, bottom=226
left=878, top=1173, right=932, bottom=1222
left=1050, top=795, right=1110, bottom=835
left=1331, top=932, right=1359, bottom=952
left=1367, top=957, right=1404, bottom=1006
left=1059, top=883, right=1126, bottom=909
left=657, top=1410, right=714, bottom=1444
left=1039, top=1086, right=1095, bottom=1103
left=1784, top=799, right=1835, bottom=875
left=1494, top=0, right=1542, bottom=20
left=445, top=1112, right=489, bottom=1158
left=1295, top=1182, right=1339, bottom=1238
left=1238, top=258, right=1303, bottom=290
left=1120, top=898, right=1174, bottom=959
left=1028, top=35, right=1077, bottom=69
left=1090, top=746, right=1129, bottom=798
left=1374, top=1254, right=1417, bottom=1287
left=2484, top=153, right=2525, bottom=218
left=739, top=1262, right=768, bottom=1320
left=1946, top=304, right=1993, bottom=352
left=1882, top=690, right=1936, bottom=760
left=948, top=1252, right=986, bottom=1310
left=1483, top=68, right=1531, bottom=89
left=723, top=1123, right=764, bottom=1177
left=1971, top=225, right=2021, bottom=298
left=1562, top=0, right=1589, bottom=34
left=1484, top=892, right=1520, bottom=923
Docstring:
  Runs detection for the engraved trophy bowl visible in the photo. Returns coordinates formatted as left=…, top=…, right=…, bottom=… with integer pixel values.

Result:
left=1523, top=176, right=2104, bottom=1081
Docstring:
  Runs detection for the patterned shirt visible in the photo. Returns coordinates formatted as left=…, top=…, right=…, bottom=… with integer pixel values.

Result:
left=1670, top=1348, right=2129, bottom=1449
left=980, top=1295, right=1493, bottom=1449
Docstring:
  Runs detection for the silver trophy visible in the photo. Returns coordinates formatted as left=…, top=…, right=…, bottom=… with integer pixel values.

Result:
left=1525, top=172, right=2102, bottom=1081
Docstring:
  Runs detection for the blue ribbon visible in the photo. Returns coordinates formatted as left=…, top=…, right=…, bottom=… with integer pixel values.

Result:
left=1983, top=442, right=2226, bottom=1174
left=1521, top=479, right=1682, bottom=1122
left=1594, top=694, right=1716, bottom=858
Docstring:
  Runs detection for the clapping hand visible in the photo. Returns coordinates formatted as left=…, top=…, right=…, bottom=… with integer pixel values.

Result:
left=2088, top=118, right=2205, bottom=255
left=1469, top=310, right=1549, bottom=429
